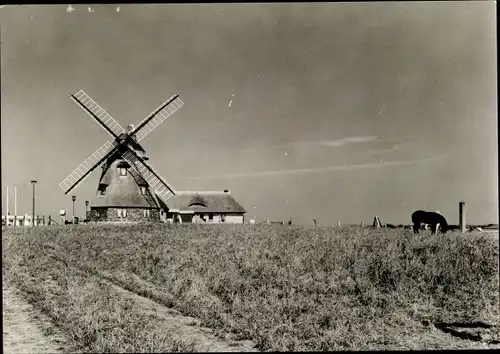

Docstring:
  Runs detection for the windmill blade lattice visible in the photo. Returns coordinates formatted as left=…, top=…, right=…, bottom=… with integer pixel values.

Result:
left=59, top=141, right=117, bottom=194
left=127, top=166, right=161, bottom=208
left=132, top=95, right=184, bottom=142
left=71, top=90, right=126, bottom=138
left=122, top=150, right=176, bottom=202
left=60, top=89, right=184, bottom=198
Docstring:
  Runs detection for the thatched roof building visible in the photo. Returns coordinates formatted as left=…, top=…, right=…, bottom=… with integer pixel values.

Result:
left=167, top=190, right=246, bottom=214
left=165, top=190, right=246, bottom=223
left=91, top=159, right=160, bottom=209
left=88, top=159, right=246, bottom=224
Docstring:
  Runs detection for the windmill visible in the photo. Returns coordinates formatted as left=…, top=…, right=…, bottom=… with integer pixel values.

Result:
left=59, top=90, right=184, bottom=222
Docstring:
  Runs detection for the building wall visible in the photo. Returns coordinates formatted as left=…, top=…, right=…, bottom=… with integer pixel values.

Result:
left=2, top=215, right=33, bottom=226
left=178, top=212, right=244, bottom=224
left=93, top=209, right=245, bottom=224
left=88, top=207, right=159, bottom=223
left=88, top=208, right=108, bottom=222
left=224, top=214, right=244, bottom=224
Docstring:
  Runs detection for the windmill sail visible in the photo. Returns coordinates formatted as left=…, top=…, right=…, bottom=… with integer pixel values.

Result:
left=61, top=89, right=184, bottom=206
left=132, top=95, right=184, bottom=142
left=127, top=166, right=161, bottom=208
left=122, top=150, right=176, bottom=201
left=59, top=141, right=117, bottom=194
left=71, top=90, right=126, bottom=138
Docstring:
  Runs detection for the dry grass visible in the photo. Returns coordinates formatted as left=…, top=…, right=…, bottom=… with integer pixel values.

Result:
left=3, top=224, right=499, bottom=351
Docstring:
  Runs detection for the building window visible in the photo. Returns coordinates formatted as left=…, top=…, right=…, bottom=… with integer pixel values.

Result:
left=221, top=214, right=226, bottom=223
left=188, top=195, right=207, bottom=209
left=143, top=209, right=151, bottom=218
left=98, top=186, right=106, bottom=195
left=140, top=186, right=147, bottom=195
left=188, top=202, right=206, bottom=208
left=117, top=208, right=127, bottom=218
left=119, top=167, right=127, bottom=176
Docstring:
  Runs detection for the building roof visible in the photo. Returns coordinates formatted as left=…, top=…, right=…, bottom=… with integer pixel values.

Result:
left=91, top=159, right=160, bottom=209
left=165, top=190, right=246, bottom=214
left=89, top=157, right=246, bottom=213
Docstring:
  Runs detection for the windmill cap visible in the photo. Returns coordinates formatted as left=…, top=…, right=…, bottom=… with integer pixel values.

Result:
left=127, top=124, right=134, bottom=132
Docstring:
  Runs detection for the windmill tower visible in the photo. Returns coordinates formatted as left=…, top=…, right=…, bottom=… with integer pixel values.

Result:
left=59, top=90, right=184, bottom=223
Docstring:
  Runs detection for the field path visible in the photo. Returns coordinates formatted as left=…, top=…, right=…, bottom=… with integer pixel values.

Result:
left=3, top=276, right=258, bottom=353
left=103, top=278, right=258, bottom=352
left=2, top=284, right=67, bottom=354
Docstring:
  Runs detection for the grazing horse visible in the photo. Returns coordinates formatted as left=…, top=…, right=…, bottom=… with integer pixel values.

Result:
left=411, top=210, right=449, bottom=234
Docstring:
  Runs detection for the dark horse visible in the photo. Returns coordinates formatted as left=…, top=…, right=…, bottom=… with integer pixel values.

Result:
left=411, top=210, right=449, bottom=234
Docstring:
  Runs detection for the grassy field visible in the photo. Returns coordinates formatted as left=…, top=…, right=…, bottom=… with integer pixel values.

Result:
left=2, top=224, right=499, bottom=351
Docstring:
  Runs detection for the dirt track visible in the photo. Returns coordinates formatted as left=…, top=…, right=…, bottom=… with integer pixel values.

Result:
left=105, top=279, right=258, bottom=352
left=3, top=275, right=258, bottom=353
left=3, top=285, right=66, bottom=354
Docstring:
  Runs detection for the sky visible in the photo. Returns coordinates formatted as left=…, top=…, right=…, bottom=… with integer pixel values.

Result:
left=1, top=2, right=497, bottom=225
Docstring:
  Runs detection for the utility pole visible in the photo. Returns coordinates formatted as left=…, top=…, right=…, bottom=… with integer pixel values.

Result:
left=30, top=180, right=37, bottom=227
left=85, top=200, right=89, bottom=220
left=14, top=185, right=17, bottom=225
left=72, top=195, right=76, bottom=222
left=459, top=201, right=466, bottom=233
left=5, top=185, right=9, bottom=227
